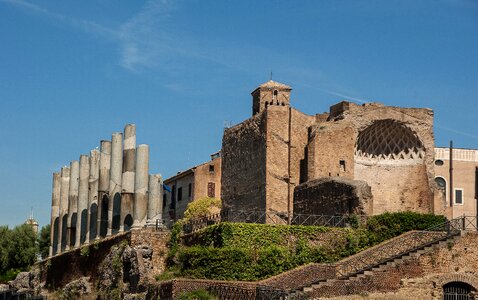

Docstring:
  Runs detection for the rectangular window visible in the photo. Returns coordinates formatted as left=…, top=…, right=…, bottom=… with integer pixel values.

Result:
left=188, top=183, right=192, bottom=197
left=209, top=165, right=215, bottom=173
left=178, top=187, right=183, bottom=201
left=207, top=182, right=215, bottom=198
left=455, top=188, right=464, bottom=205
left=163, top=194, right=167, bottom=208
left=170, top=185, right=176, bottom=209
left=339, top=160, right=346, bottom=172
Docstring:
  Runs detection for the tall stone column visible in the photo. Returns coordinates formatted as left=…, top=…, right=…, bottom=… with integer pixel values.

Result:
left=147, top=174, right=163, bottom=223
left=108, top=133, right=123, bottom=236
left=75, top=155, right=89, bottom=247
left=121, top=124, right=136, bottom=232
left=58, top=166, right=70, bottom=253
left=87, top=149, right=99, bottom=242
left=66, top=160, right=79, bottom=250
left=97, top=140, right=111, bottom=239
left=49, top=172, right=60, bottom=257
left=133, top=144, right=149, bottom=228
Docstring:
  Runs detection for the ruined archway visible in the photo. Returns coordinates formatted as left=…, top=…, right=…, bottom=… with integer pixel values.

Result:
left=99, top=195, right=109, bottom=238
left=89, top=203, right=98, bottom=241
left=354, top=119, right=431, bottom=214
left=52, top=217, right=59, bottom=255
left=112, top=192, right=121, bottom=234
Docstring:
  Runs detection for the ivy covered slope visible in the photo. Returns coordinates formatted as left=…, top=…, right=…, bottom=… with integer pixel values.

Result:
left=165, top=212, right=446, bottom=281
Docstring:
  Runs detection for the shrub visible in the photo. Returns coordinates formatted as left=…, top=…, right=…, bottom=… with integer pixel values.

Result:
left=183, top=197, right=222, bottom=222
left=179, top=289, right=217, bottom=300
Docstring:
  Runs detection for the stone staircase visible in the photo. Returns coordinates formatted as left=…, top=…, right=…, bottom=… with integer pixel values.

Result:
left=294, top=230, right=462, bottom=297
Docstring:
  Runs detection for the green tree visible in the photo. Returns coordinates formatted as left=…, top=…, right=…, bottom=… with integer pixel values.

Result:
left=183, top=197, right=222, bottom=222
left=7, top=224, right=38, bottom=271
left=0, top=224, right=38, bottom=282
left=38, top=224, right=51, bottom=260
left=0, top=226, right=10, bottom=274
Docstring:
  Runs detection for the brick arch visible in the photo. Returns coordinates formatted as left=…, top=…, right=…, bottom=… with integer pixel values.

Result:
left=437, top=273, right=478, bottom=290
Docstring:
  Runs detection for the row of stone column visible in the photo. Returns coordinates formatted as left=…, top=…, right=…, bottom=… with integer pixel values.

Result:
left=49, top=124, right=163, bottom=257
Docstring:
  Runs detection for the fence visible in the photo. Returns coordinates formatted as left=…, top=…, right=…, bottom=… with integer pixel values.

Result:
left=181, top=209, right=367, bottom=234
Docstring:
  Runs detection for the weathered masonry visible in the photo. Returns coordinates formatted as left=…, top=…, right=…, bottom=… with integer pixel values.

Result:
left=49, top=124, right=163, bottom=256
left=221, top=80, right=439, bottom=222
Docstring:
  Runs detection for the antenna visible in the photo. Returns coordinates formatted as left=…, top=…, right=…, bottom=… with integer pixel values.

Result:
left=270, top=71, right=273, bottom=81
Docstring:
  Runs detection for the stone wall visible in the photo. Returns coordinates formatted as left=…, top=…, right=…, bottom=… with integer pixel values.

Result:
left=293, top=177, right=373, bottom=216
left=221, top=113, right=267, bottom=213
left=306, top=102, right=435, bottom=215
left=30, top=227, right=169, bottom=298
left=307, top=123, right=355, bottom=180
left=310, top=231, right=478, bottom=299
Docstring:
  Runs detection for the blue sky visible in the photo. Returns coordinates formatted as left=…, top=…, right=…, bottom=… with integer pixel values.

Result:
left=0, top=0, right=477, bottom=228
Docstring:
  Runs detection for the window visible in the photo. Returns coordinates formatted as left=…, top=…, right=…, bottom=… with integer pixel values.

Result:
left=188, top=183, right=192, bottom=197
left=339, top=160, right=346, bottom=172
left=178, top=187, right=183, bottom=201
left=455, top=189, right=464, bottom=205
left=435, top=159, right=444, bottom=166
left=208, top=182, right=215, bottom=198
left=435, top=177, right=446, bottom=190
left=209, top=165, right=215, bottom=173
left=163, top=194, right=166, bottom=208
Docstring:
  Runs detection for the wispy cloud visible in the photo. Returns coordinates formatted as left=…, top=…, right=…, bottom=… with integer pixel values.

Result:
left=1, top=0, right=118, bottom=39
left=435, top=124, right=478, bottom=140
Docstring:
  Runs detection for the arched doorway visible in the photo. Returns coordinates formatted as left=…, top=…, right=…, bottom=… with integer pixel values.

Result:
left=89, top=203, right=98, bottom=241
left=124, top=214, right=133, bottom=231
left=443, top=281, right=475, bottom=300
left=99, top=195, right=109, bottom=238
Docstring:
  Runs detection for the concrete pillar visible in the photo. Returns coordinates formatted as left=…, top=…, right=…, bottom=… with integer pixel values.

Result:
left=75, top=155, right=89, bottom=247
left=148, top=174, right=163, bottom=221
left=49, top=172, right=60, bottom=257
left=86, top=149, right=99, bottom=242
left=66, top=160, right=79, bottom=250
left=121, top=124, right=136, bottom=232
left=133, top=144, right=149, bottom=228
left=108, top=133, right=123, bottom=235
left=97, top=140, right=111, bottom=239
left=58, top=166, right=70, bottom=253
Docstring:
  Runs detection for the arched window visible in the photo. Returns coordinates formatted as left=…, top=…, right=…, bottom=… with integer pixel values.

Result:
left=435, top=177, right=446, bottom=190
left=443, top=281, right=474, bottom=300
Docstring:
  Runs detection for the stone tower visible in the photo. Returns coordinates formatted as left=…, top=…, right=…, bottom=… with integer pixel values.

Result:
left=251, top=80, right=292, bottom=115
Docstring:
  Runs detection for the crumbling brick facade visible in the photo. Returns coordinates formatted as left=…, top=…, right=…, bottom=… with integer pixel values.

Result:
left=222, top=80, right=437, bottom=220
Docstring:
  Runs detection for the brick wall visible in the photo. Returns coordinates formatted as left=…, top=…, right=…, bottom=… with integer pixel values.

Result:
left=221, top=113, right=267, bottom=213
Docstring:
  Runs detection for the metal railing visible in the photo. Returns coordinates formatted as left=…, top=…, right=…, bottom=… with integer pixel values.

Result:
left=331, top=216, right=477, bottom=280
left=181, top=209, right=367, bottom=234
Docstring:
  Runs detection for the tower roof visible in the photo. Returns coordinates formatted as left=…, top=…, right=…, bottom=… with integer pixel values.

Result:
left=252, top=80, right=292, bottom=94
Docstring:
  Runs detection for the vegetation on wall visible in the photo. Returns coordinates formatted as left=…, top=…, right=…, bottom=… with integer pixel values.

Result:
left=183, top=197, right=222, bottom=222
left=165, top=212, right=447, bottom=281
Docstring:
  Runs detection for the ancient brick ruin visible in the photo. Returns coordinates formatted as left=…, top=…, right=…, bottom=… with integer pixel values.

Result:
left=221, top=80, right=437, bottom=222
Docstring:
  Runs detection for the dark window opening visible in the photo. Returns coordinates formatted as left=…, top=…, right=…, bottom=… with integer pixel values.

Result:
left=209, top=165, right=215, bottom=173
left=163, top=194, right=167, bottom=208
left=455, top=189, right=463, bottom=205
left=435, top=159, right=444, bottom=166
left=188, top=183, right=192, bottom=197
left=178, top=187, right=183, bottom=201
left=339, top=160, right=346, bottom=172
left=208, top=182, right=215, bottom=198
